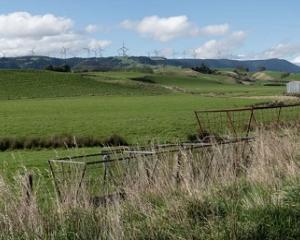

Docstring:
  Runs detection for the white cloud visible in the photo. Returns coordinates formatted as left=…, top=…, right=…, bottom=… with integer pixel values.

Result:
left=121, top=15, right=228, bottom=42
left=0, top=12, right=73, bottom=39
left=85, top=24, right=98, bottom=33
left=238, top=43, right=300, bottom=62
left=194, top=31, right=246, bottom=59
left=88, top=39, right=111, bottom=49
left=257, top=43, right=300, bottom=60
left=0, top=12, right=111, bottom=57
left=199, top=23, right=229, bottom=35
left=293, top=56, right=300, bottom=64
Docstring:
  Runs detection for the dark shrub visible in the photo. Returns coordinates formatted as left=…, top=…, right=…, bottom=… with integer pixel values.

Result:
left=192, top=64, right=215, bottom=74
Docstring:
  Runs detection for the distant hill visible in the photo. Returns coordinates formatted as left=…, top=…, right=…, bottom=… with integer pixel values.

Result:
left=0, top=56, right=300, bottom=73
left=163, top=58, right=300, bottom=73
left=0, top=70, right=170, bottom=100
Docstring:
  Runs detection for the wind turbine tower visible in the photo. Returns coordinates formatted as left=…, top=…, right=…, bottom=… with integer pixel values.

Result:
left=118, top=41, right=129, bottom=57
left=83, top=48, right=91, bottom=58
left=98, top=47, right=104, bottom=57
left=92, top=48, right=98, bottom=58
left=31, top=48, right=35, bottom=56
left=61, top=47, right=69, bottom=60
left=153, top=49, right=160, bottom=57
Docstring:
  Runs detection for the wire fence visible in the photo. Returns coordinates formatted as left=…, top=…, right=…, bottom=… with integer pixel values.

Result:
left=48, top=103, right=300, bottom=202
left=48, top=139, right=250, bottom=202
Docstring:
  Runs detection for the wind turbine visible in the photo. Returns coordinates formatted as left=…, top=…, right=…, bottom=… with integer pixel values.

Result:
left=182, top=50, right=188, bottom=59
left=153, top=49, right=160, bottom=57
left=98, top=47, right=104, bottom=57
left=83, top=48, right=91, bottom=58
left=172, top=50, right=179, bottom=59
left=92, top=48, right=98, bottom=58
left=146, top=51, right=151, bottom=58
left=31, top=48, right=35, bottom=56
left=192, top=49, right=198, bottom=59
left=192, top=49, right=198, bottom=67
left=61, top=47, right=69, bottom=60
left=118, top=41, right=129, bottom=57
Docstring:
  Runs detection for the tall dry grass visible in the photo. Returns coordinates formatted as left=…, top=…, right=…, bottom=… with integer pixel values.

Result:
left=0, top=127, right=299, bottom=239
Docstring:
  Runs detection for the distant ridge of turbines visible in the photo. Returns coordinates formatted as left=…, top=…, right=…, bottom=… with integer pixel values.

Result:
left=0, top=41, right=198, bottom=59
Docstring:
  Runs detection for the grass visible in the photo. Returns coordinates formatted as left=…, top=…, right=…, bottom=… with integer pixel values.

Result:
left=0, top=128, right=299, bottom=239
left=148, top=73, right=285, bottom=96
left=0, top=95, right=260, bottom=144
left=0, top=70, right=170, bottom=100
left=0, top=147, right=102, bottom=176
left=259, top=71, right=300, bottom=81
left=93, top=69, right=286, bottom=96
left=0, top=69, right=287, bottom=100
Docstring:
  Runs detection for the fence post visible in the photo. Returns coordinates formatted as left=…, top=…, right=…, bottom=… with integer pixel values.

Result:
left=25, top=173, right=33, bottom=205
left=175, top=151, right=183, bottom=186
left=76, top=163, right=87, bottom=201
left=194, top=111, right=204, bottom=135
left=246, top=107, right=254, bottom=137
left=48, top=160, right=63, bottom=202
left=103, top=155, right=110, bottom=185
left=226, top=111, right=237, bottom=138
left=277, top=106, right=282, bottom=125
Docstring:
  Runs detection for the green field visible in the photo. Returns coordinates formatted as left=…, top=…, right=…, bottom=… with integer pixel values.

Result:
left=0, top=69, right=287, bottom=100
left=0, top=68, right=295, bottom=172
left=0, top=70, right=170, bottom=100
left=0, top=95, right=259, bottom=142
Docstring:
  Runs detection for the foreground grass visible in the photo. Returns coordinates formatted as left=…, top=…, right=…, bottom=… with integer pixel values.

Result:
left=0, top=128, right=299, bottom=239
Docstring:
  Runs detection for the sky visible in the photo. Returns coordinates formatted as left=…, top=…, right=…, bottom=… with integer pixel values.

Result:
left=1, top=0, right=300, bottom=63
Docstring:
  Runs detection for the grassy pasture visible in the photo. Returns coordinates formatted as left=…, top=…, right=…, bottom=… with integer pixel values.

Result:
left=255, top=71, right=300, bottom=81
left=0, top=95, right=259, bottom=143
left=0, top=70, right=170, bottom=100
left=92, top=69, right=286, bottom=96
left=0, top=69, right=287, bottom=100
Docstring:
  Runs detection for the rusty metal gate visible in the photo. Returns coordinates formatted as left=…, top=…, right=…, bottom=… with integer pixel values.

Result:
left=194, top=103, right=300, bottom=139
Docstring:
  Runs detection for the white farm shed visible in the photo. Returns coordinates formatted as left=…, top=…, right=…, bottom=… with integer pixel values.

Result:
left=287, top=81, right=300, bottom=94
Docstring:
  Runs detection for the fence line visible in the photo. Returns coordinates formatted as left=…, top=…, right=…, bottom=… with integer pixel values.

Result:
left=194, top=103, right=300, bottom=139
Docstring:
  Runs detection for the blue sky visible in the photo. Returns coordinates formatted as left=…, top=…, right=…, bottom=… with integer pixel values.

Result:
left=1, top=0, right=300, bottom=62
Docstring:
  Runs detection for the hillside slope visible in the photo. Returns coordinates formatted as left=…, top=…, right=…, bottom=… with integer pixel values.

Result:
left=0, top=56, right=300, bottom=73
left=0, top=70, right=170, bottom=100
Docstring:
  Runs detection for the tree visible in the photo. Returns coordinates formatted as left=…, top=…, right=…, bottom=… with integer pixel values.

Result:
left=192, top=63, right=215, bottom=74
left=257, top=66, right=266, bottom=72
left=45, top=64, right=71, bottom=72
left=45, top=65, right=54, bottom=71
left=235, top=66, right=249, bottom=73
left=281, top=72, right=290, bottom=79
